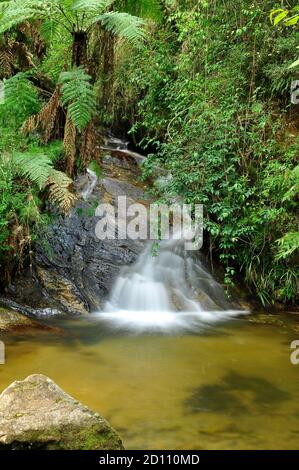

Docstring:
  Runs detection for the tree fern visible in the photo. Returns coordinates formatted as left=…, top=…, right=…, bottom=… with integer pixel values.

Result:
left=0, top=0, right=147, bottom=45
left=59, top=67, right=96, bottom=131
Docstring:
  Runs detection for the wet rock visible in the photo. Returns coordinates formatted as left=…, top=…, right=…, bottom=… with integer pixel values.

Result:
left=0, top=296, right=65, bottom=319
left=0, top=374, right=124, bottom=450
left=36, top=267, right=89, bottom=316
left=0, top=307, right=54, bottom=332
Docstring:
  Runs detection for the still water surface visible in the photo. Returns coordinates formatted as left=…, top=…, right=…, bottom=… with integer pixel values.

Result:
left=1, top=315, right=299, bottom=450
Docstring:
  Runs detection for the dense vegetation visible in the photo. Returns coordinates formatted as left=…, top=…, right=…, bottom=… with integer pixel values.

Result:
left=0, top=0, right=298, bottom=306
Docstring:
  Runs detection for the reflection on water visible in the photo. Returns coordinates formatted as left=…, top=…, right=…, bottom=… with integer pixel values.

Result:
left=0, top=316, right=299, bottom=450
left=186, top=372, right=291, bottom=415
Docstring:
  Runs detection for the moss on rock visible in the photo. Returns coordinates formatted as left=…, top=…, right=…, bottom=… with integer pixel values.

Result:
left=0, top=374, right=124, bottom=450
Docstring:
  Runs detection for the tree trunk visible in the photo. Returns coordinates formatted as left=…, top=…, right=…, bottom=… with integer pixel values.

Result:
left=102, top=29, right=115, bottom=118
left=72, top=31, right=88, bottom=67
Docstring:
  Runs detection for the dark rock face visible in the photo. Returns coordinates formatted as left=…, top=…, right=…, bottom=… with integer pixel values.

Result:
left=0, top=374, right=124, bottom=450
left=4, top=149, right=149, bottom=316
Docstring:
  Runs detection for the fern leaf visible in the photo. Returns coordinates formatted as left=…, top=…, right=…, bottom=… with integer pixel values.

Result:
left=3, top=72, right=40, bottom=126
left=98, top=12, right=145, bottom=46
left=13, top=151, right=53, bottom=189
left=59, top=67, right=96, bottom=131
left=283, top=165, right=299, bottom=201
left=4, top=72, right=39, bottom=107
left=47, top=169, right=77, bottom=213
left=12, top=148, right=76, bottom=213
left=23, top=85, right=61, bottom=142
left=0, top=0, right=50, bottom=34
left=0, top=46, right=13, bottom=77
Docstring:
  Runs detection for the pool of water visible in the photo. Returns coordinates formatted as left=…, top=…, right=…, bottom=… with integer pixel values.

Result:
left=1, top=314, right=299, bottom=450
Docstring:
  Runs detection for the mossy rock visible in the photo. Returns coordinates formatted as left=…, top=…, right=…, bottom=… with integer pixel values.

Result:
left=0, top=374, right=124, bottom=450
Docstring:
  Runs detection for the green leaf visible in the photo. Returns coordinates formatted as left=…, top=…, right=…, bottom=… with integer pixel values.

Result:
left=273, top=10, right=289, bottom=26
left=288, top=58, right=299, bottom=69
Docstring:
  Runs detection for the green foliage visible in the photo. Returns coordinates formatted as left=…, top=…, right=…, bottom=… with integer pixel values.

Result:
left=270, top=5, right=299, bottom=68
left=1, top=72, right=40, bottom=128
left=270, top=6, right=299, bottom=27
left=89, top=160, right=102, bottom=177
left=0, top=0, right=146, bottom=45
left=0, top=0, right=48, bottom=33
left=276, top=232, right=299, bottom=260
left=98, top=12, right=145, bottom=45
left=13, top=151, right=53, bottom=189
left=59, top=67, right=96, bottom=131
left=119, top=0, right=299, bottom=305
left=0, top=0, right=297, bottom=306
left=122, top=0, right=163, bottom=21
left=12, top=145, right=76, bottom=211
left=0, top=139, right=75, bottom=279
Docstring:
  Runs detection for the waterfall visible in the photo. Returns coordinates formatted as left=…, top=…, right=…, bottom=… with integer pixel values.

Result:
left=81, top=169, right=98, bottom=201
left=95, top=238, right=247, bottom=332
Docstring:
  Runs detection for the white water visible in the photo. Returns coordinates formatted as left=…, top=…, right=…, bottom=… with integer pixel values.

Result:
left=95, top=238, right=247, bottom=332
left=81, top=169, right=98, bottom=200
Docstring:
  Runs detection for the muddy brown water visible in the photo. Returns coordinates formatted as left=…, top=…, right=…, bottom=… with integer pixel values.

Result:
left=1, top=313, right=299, bottom=450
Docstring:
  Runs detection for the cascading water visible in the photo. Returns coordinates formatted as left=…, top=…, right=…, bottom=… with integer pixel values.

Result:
left=81, top=168, right=98, bottom=201
left=95, top=238, right=247, bottom=332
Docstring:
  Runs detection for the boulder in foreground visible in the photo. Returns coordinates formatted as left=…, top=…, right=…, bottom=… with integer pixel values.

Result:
left=0, top=374, right=124, bottom=450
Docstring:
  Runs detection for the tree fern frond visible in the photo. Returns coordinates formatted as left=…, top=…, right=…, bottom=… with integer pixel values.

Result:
left=0, top=46, right=13, bottom=77
left=47, top=169, right=77, bottom=213
left=13, top=151, right=53, bottom=189
left=11, top=149, right=76, bottom=213
left=39, top=17, right=60, bottom=42
left=2, top=72, right=41, bottom=125
left=59, top=67, right=96, bottom=131
left=0, top=0, right=50, bottom=34
left=4, top=72, right=39, bottom=107
left=98, top=12, right=145, bottom=46
left=22, top=85, right=61, bottom=142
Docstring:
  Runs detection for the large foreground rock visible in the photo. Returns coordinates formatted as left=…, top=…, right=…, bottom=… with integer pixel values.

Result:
left=0, top=374, right=124, bottom=450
